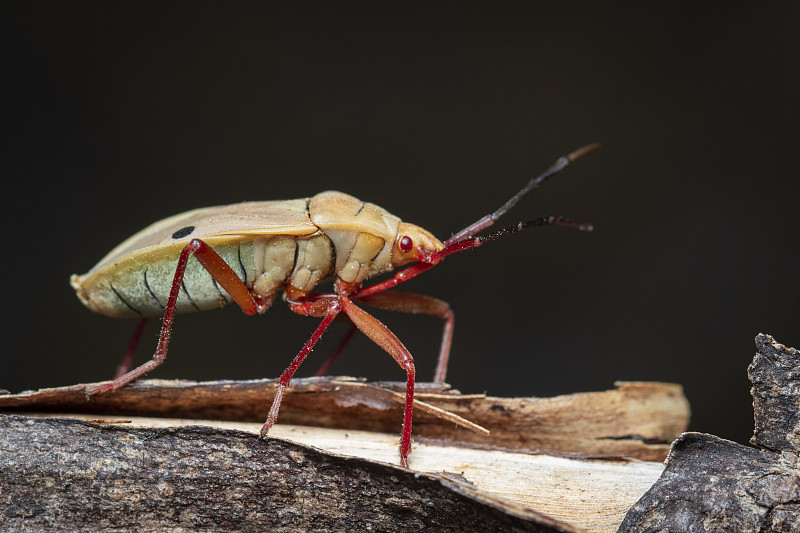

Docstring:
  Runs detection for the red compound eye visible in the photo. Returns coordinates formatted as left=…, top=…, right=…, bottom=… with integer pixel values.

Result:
left=398, top=236, right=413, bottom=253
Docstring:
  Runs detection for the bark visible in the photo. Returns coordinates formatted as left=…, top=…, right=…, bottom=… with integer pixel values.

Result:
left=0, top=416, right=571, bottom=533
left=750, top=333, right=800, bottom=453
left=618, top=334, right=800, bottom=532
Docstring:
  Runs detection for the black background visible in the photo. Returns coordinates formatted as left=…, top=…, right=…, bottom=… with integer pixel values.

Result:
left=5, top=3, right=799, bottom=446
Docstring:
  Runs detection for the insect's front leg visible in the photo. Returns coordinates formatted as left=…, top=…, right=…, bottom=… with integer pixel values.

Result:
left=87, top=239, right=269, bottom=396
left=356, top=291, right=454, bottom=383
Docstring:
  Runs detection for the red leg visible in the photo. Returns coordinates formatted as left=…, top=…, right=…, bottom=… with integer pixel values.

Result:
left=87, top=239, right=266, bottom=395
left=339, top=294, right=416, bottom=468
left=358, top=291, right=454, bottom=383
left=314, top=322, right=357, bottom=377
left=113, top=317, right=147, bottom=379
left=261, top=297, right=341, bottom=435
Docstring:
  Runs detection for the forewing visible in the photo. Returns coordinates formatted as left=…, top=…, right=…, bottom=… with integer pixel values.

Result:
left=87, top=199, right=317, bottom=273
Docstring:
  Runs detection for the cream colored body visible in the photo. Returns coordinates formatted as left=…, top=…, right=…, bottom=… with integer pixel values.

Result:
left=71, top=191, right=442, bottom=318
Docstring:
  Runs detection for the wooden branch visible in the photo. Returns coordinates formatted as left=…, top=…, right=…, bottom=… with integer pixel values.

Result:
left=0, top=378, right=688, bottom=532
left=6, top=334, right=791, bottom=531
left=1, top=414, right=668, bottom=533
left=619, top=334, right=800, bottom=532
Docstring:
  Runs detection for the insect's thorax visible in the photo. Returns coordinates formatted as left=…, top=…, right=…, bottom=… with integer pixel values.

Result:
left=248, top=229, right=394, bottom=298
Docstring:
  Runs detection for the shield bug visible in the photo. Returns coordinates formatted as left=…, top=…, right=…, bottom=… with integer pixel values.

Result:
left=72, top=143, right=598, bottom=467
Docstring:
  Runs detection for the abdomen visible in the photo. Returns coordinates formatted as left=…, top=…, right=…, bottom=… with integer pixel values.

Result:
left=72, top=233, right=342, bottom=319
left=71, top=238, right=258, bottom=318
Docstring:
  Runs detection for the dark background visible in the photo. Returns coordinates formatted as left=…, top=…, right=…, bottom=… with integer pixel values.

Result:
left=5, top=4, right=798, bottom=446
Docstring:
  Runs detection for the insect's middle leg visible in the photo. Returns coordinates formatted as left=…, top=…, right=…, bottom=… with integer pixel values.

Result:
left=357, top=291, right=454, bottom=383
left=338, top=294, right=417, bottom=468
left=87, top=239, right=269, bottom=396
left=261, top=297, right=341, bottom=436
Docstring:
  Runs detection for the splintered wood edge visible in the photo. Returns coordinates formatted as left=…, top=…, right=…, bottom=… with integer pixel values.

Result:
left=0, top=376, right=690, bottom=461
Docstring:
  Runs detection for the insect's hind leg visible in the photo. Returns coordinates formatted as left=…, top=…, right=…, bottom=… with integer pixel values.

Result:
left=87, top=238, right=266, bottom=396
left=113, top=317, right=148, bottom=379
left=357, top=291, right=454, bottom=383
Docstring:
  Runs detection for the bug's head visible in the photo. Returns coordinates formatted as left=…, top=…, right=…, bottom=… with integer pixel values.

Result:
left=391, top=223, right=444, bottom=266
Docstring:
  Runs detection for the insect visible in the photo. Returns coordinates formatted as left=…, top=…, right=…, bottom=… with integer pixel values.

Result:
left=71, top=143, right=598, bottom=467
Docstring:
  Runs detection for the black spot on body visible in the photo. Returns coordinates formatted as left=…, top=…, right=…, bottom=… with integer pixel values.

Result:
left=172, top=226, right=195, bottom=239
